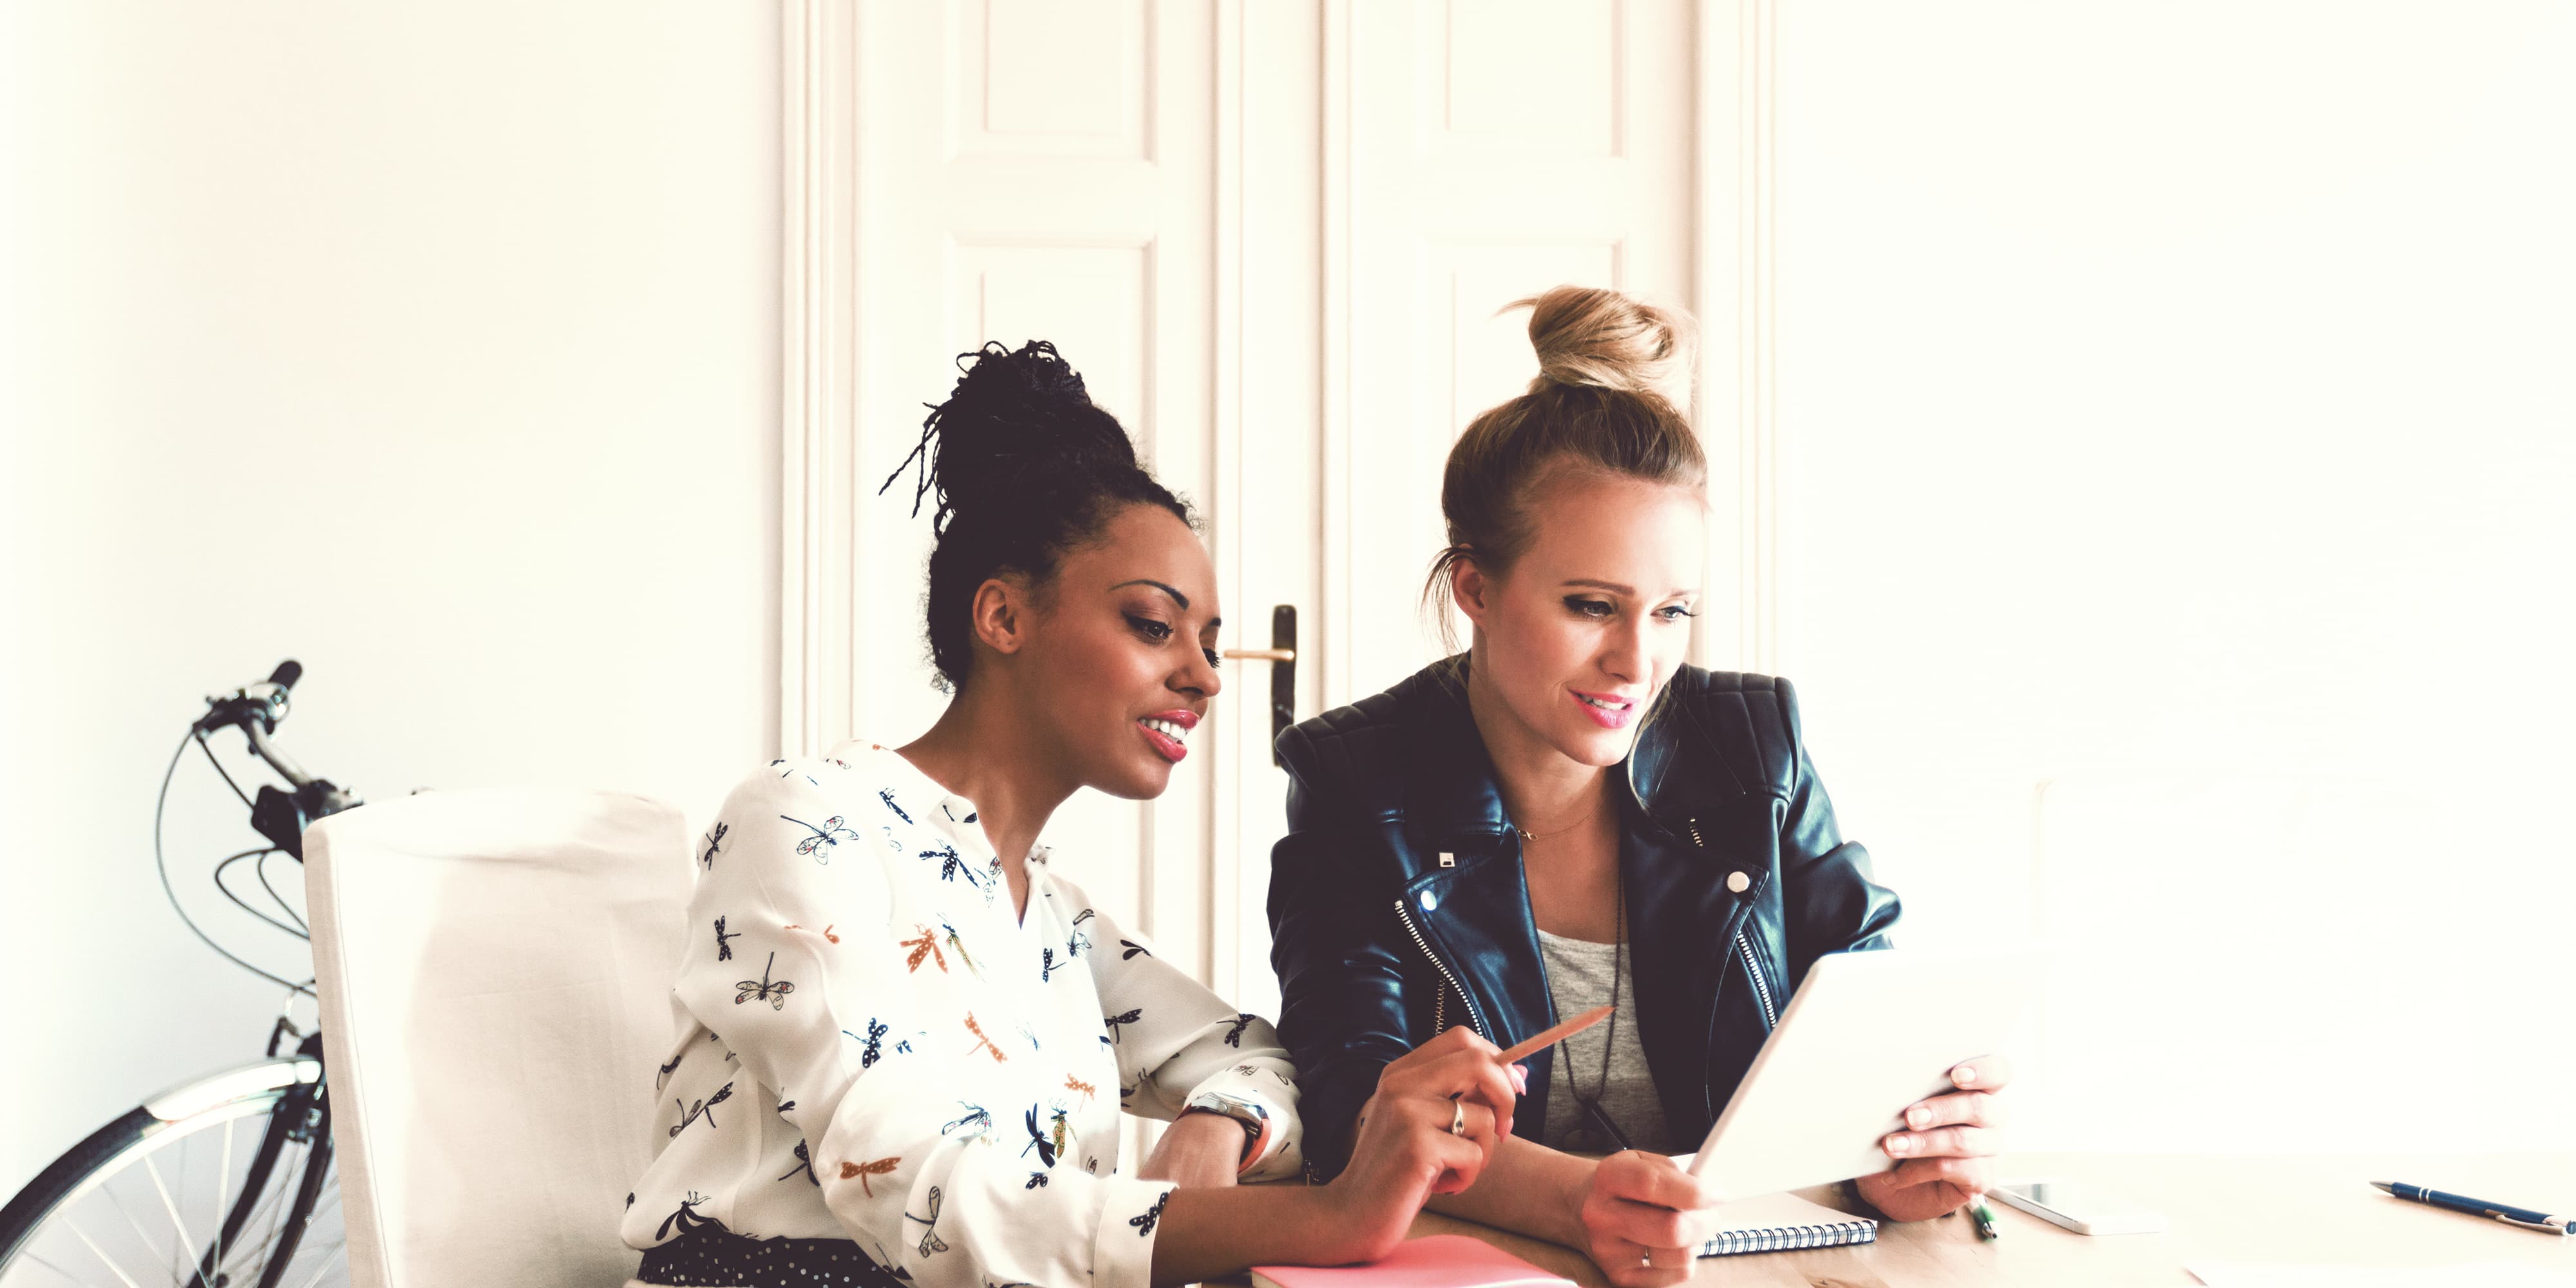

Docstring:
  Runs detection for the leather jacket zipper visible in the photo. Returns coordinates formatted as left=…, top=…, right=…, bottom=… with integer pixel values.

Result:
left=1734, top=930, right=1777, bottom=1029
left=1687, top=813, right=1777, bottom=1028
left=1392, top=896, right=1485, bottom=1039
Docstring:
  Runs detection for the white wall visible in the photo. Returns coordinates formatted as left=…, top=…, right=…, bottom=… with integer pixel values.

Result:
left=1775, top=2, right=2576, bottom=1151
left=0, top=3, right=779, bottom=1191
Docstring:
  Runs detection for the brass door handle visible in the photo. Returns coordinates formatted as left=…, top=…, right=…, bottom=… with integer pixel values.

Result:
left=1221, top=607, right=1296, bottom=765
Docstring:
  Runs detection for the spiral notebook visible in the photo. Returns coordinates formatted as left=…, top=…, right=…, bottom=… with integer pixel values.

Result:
left=1245, top=1198, right=1875, bottom=1288
left=1695, top=1190, right=1879, bottom=1256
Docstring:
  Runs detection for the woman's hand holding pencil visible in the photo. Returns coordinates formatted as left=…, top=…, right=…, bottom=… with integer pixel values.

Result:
left=1316, top=1027, right=1525, bottom=1262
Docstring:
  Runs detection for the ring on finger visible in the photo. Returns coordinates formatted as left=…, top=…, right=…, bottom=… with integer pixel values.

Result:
left=1448, top=1099, right=1466, bottom=1136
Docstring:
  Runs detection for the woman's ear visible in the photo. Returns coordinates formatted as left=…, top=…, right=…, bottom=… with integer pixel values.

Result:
left=1450, top=553, right=1493, bottom=625
left=968, top=576, right=1028, bottom=659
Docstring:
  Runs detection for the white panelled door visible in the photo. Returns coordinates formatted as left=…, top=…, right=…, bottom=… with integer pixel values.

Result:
left=1336, top=0, right=1702, bottom=702
left=786, top=0, right=1732, bottom=1028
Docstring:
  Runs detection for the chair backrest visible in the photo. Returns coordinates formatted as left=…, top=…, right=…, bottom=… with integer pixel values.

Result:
left=307, top=789, right=691, bottom=1288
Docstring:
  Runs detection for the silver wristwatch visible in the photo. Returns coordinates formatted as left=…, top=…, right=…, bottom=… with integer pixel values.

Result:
left=1180, top=1090, right=1272, bottom=1172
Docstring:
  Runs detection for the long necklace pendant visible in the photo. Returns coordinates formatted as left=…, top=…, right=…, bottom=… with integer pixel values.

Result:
left=1578, top=1096, right=1634, bottom=1155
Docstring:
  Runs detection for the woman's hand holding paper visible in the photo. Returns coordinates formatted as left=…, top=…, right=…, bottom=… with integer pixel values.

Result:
left=1852, top=1054, right=2015, bottom=1222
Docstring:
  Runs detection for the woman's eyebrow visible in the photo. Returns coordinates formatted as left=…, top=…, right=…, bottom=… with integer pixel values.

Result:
left=1110, top=578, right=1189, bottom=610
left=1562, top=578, right=1700, bottom=598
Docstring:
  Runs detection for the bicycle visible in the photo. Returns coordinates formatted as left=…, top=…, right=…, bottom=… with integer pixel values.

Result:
left=0, top=662, right=362, bottom=1287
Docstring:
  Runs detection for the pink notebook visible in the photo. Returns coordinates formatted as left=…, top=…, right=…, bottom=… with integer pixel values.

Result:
left=1249, top=1236, right=1576, bottom=1288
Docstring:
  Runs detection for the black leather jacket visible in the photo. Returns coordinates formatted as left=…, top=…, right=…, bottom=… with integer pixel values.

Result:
left=1266, top=661, right=1900, bottom=1179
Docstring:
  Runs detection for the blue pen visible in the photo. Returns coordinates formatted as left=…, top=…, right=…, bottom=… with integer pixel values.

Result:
left=2372, top=1181, right=2569, bottom=1235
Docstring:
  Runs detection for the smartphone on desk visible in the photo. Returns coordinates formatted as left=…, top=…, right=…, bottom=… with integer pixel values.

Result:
left=1991, top=1179, right=2166, bottom=1235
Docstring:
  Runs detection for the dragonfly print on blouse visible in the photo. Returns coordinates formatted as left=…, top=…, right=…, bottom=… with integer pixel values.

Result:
left=878, top=788, right=913, bottom=824
left=840, top=1155, right=902, bottom=1198
left=713, top=915, right=740, bottom=962
left=1020, top=1106, right=1058, bottom=1168
left=670, top=1082, right=735, bottom=1138
left=900, top=925, right=947, bottom=974
left=940, top=919, right=980, bottom=976
left=1045, top=1101, right=1076, bottom=1161
left=781, top=813, right=861, bottom=862
left=701, top=822, right=728, bottom=869
left=737, top=951, right=795, bottom=1010
left=918, top=842, right=990, bottom=895
left=942, top=1101, right=993, bottom=1137
left=847, top=1018, right=889, bottom=1068
left=778, top=1139, right=819, bottom=1185
left=1128, top=1191, right=1170, bottom=1238
left=658, top=1190, right=728, bottom=1240
left=1224, top=1014, right=1255, bottom=1047
left=1065, top=908, right=1095, bottom=961
left=772, top=758, right=820, bottom=786
left=962, top=1012, right=1008, bottom=1063
left=905, top=1184, right=948, bottom=1256
left=1102, top=1008, right=1141, bottom=1043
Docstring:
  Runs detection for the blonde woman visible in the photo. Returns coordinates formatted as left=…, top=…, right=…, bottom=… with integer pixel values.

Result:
left=1267, top=290, right=2012, bottom=1285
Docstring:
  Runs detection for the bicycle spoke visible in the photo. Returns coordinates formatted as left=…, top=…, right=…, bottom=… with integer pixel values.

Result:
left=209, top=1116, right=233, bottom=1283
left=218, top=1146, right=310, bottom=1278
left=96, top=1173, right=163, bottom=1267
left=140, top=1155, right=197, bottom=1274
left=19, top=1247, right=87, bottom=1283
left=236, top=1161, right=298, bottom=1274
left=61, top=1215, right=147, bottom=1288
left=285, top=1238, right=346, bottom=1288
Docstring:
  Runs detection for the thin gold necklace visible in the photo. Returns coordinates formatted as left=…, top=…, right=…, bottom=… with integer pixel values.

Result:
left=1511, top=801, right=1602, bottom=844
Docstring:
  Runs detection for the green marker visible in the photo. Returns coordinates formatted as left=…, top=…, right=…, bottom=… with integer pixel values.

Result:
left=1970, top=1198, right=2001, bottom=1241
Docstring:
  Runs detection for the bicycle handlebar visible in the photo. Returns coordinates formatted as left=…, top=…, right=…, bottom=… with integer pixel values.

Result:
left=195, top=659, right=301, bottom=739
left=194, top=661, right=363, bottom=853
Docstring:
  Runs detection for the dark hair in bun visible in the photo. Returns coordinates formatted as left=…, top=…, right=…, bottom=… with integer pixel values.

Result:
left=880, top=340, right=1190, bottom=692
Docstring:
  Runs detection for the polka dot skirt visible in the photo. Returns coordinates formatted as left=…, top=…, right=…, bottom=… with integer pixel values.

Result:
left=634, top=1231, right=906, bottom=1288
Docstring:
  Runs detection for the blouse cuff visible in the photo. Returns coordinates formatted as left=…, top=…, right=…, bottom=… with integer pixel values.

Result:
left=1091, top=1177, right=1179, bottom=1288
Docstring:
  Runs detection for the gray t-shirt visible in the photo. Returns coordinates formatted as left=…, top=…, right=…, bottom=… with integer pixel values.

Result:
left=1535, top=928, right=1674, bottom=1155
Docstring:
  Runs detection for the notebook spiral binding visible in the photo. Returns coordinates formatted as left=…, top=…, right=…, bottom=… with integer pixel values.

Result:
left=1702, top=1217, right=1879, bottom=1256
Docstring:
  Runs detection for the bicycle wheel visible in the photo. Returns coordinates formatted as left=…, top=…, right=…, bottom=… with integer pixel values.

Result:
left=0, top=1057, right=344, bottom=1288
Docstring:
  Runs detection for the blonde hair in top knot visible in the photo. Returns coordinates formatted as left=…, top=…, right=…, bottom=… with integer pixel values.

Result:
left=1424, top=285, right=1707, bottom=651
left=1520, top=285, right=1698, bottom=412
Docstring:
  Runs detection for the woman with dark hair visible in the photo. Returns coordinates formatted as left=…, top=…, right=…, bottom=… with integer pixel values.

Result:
left=1267, top=289, right=2012, bottom=1286
left=623, top=342, right=1515, bottom=1288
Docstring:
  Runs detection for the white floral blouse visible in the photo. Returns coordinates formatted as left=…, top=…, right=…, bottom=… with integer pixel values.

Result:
left=621, top=743, right=1303, bottom=1288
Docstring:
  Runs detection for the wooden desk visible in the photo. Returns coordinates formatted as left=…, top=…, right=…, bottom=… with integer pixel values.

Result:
left=1305, top=1155, right=2576, bottom=1286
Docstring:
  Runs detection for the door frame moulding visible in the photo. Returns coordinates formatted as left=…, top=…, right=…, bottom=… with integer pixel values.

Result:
left=1694, top=0, right=1780, bottom=676
left=781, top=0, right=859, bottom=757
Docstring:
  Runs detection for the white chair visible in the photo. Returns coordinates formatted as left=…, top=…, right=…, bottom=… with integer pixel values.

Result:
left=306, top=789, right=693, bottom=1288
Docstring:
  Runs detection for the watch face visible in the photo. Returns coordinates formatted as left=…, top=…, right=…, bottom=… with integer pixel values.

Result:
left=1188, top=1092, right=1265, bottom=1122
